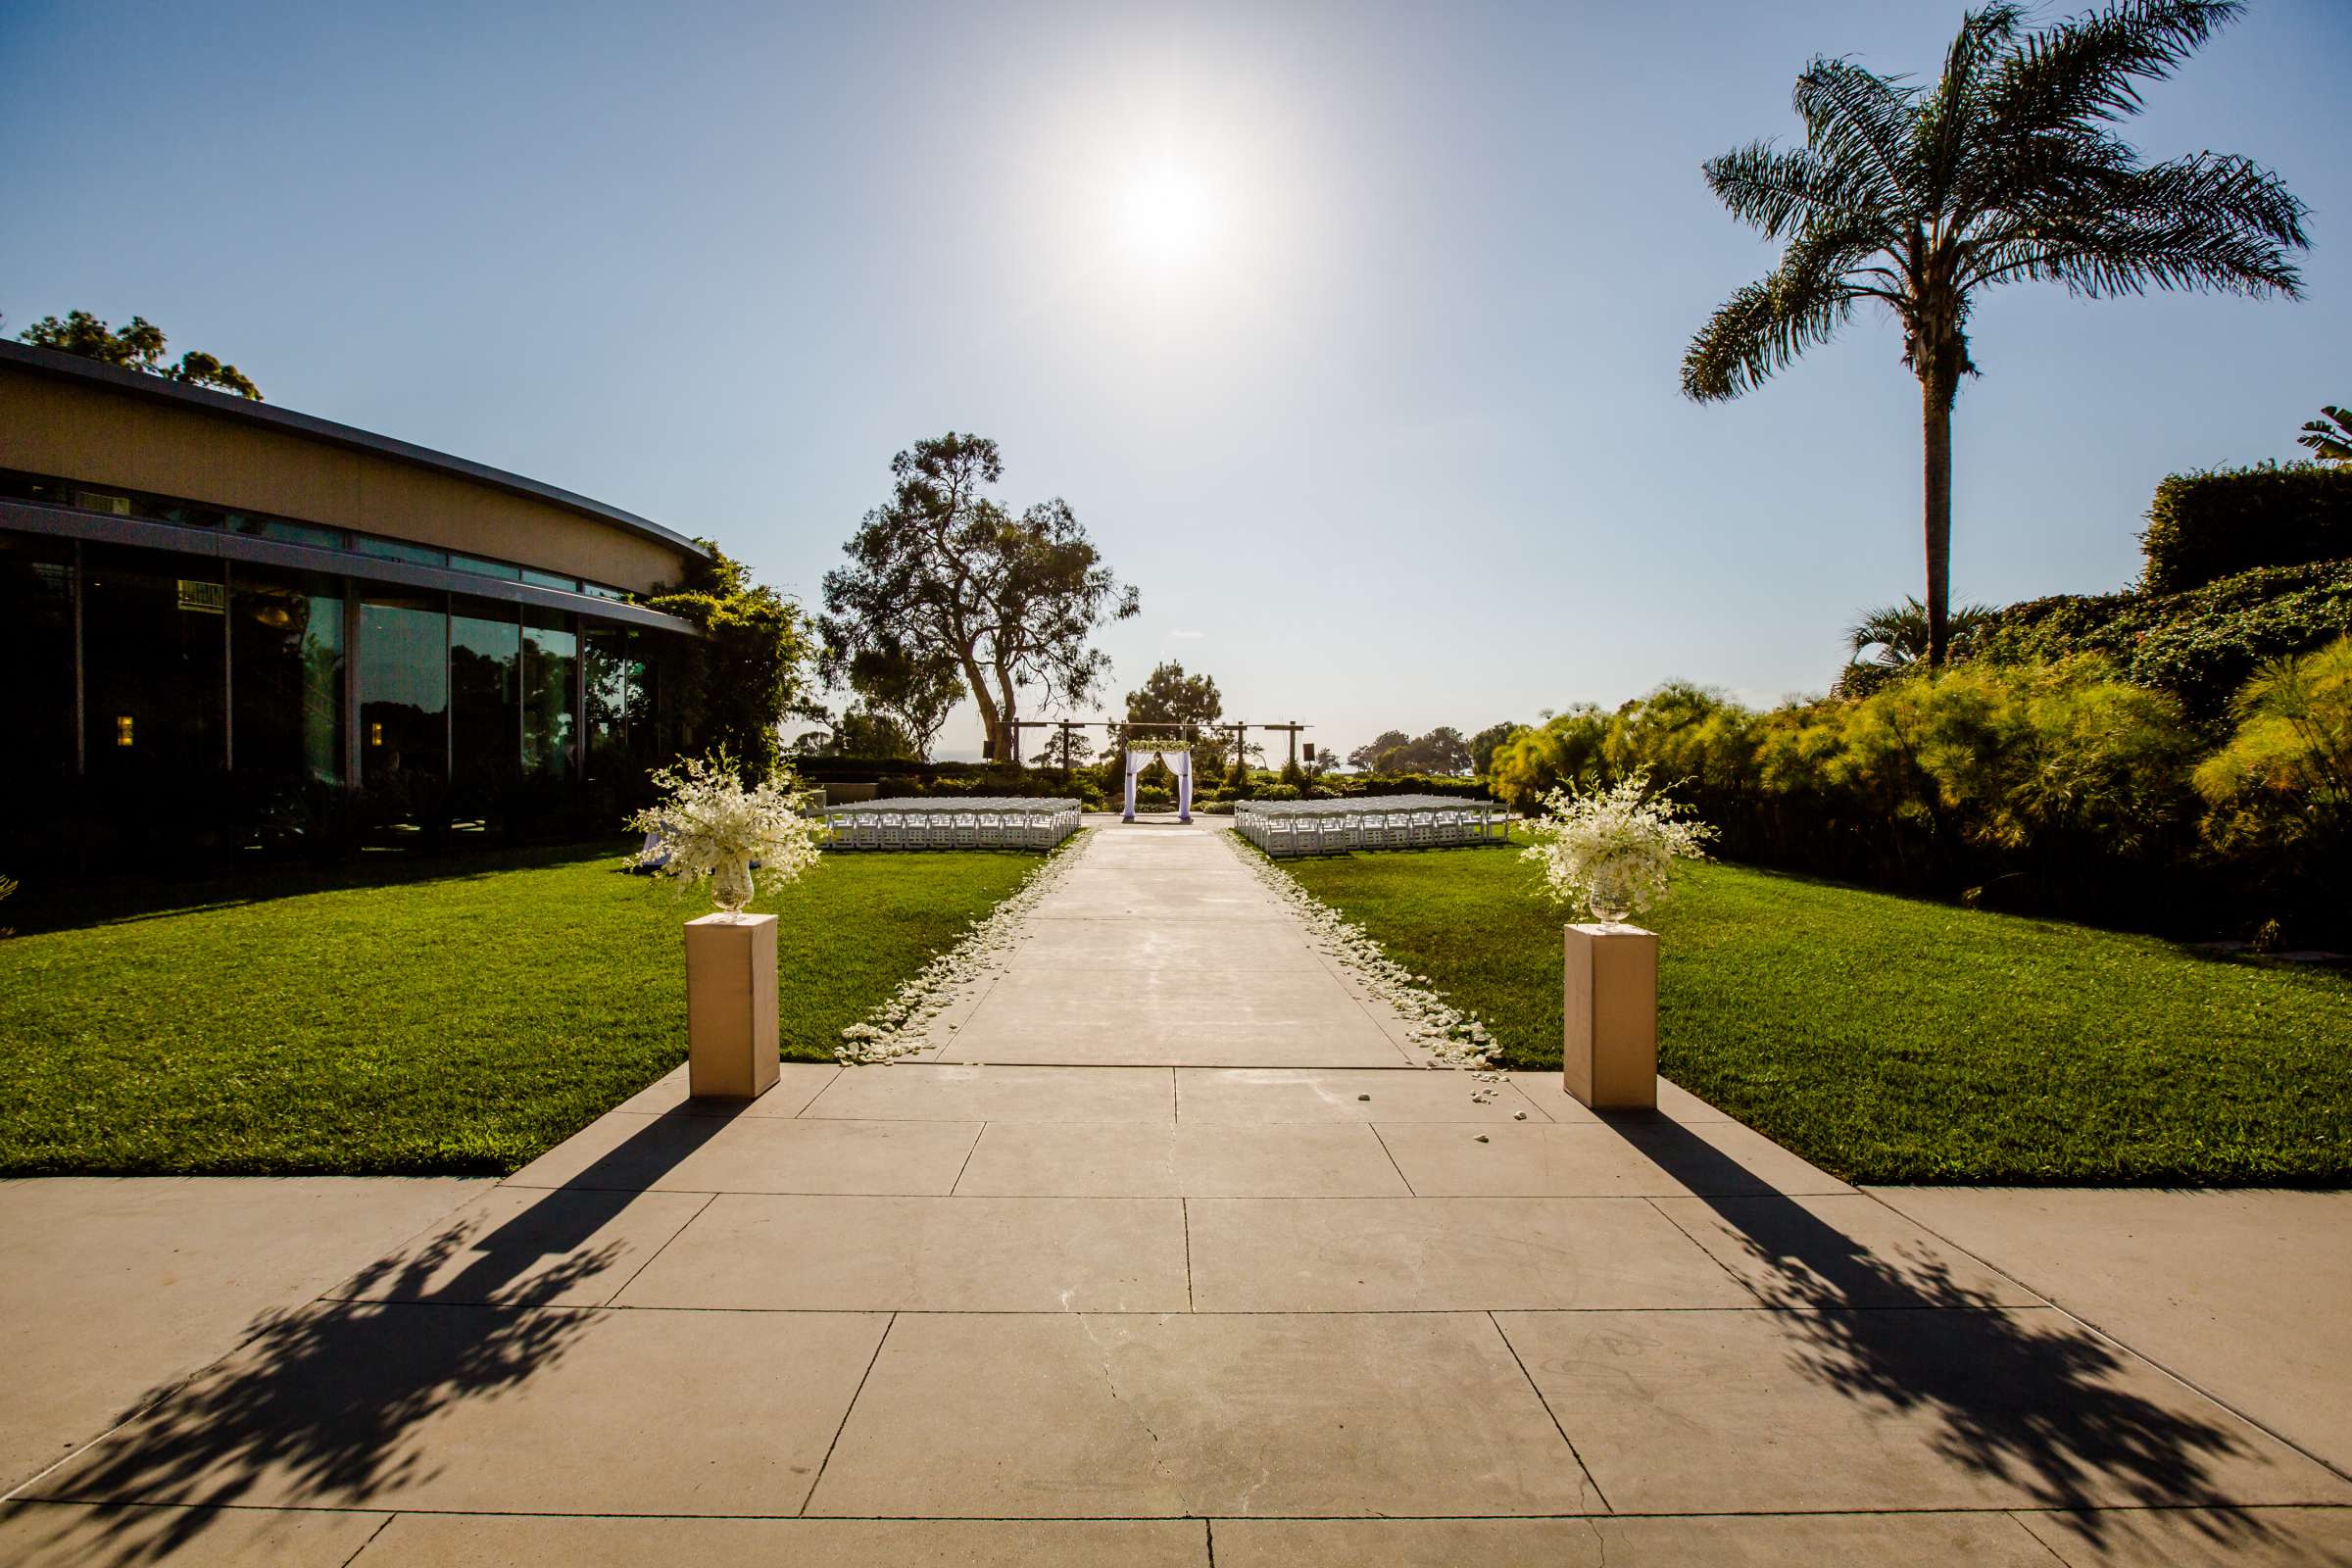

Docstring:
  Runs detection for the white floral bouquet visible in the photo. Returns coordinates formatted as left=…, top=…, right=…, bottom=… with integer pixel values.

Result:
left=627, top=752, right=826, bottom=917
left=1522, top=770, right=1714, bottom=924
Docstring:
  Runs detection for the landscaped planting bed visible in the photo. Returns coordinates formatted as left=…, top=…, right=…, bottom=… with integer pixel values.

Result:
left=0, top=842, right=1038, bottom=1176
left=1281, top=847, right=2352, bottom=1186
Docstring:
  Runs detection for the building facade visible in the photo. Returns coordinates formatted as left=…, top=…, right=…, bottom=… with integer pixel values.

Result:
left=0, top=340, right=708, bottom=864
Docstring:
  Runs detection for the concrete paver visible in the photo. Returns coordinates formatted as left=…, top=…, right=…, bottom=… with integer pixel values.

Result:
left=503, top=1109, right=982, bottom=1193
left=612, top=1193, right=1191, bottom=1311
left=349, top=1514, right=1210, bottom=1566
left=8, top=822, right=2349, bottom=1566
left=0, top=1500, right=392, bottom=1568
left=1186, top=1196, right=1757, bottom=1311
left=36, top=1304, right=889, bottom=1516
left=1871, top=1186, right=2352, bottom=1476
left=806, top=1310, right=1601, bottom=1518
left=1176, top=1066, right=1563, bottom=1122
left=1495, top=1304, right=2351, bottom=1514
left=0, top=1176, right=483, bottom=1492
left=952, top=1120, right=1411, bottom=1197
left=1212, top=1512, right=2061, bottom=1566
left=799, top=1062, right=1175, bottom=1122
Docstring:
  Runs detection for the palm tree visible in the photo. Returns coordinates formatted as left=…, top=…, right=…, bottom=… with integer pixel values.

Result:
left=1848, top=596, right=1999, bottom=667
left=1684, top=0, right=2307, bottom=666
left=2298, top=406, right=2350, bottom=464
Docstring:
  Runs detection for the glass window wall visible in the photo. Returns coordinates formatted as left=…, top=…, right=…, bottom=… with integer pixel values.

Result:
left=584, top=625, right=629, bottom=780
left=521, top=611, right=577, bottom=778
left=81, top=545, right=225, bottom=781
left=230, top=566, right=344, bottom=785
left=359, top=594, right=448, bottom=789
left=0, top=532, right=76, bottom=788
left=452, top=598, right=521, bottom=796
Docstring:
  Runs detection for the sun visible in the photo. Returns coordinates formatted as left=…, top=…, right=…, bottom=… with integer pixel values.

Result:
left=1116, top=160, right=1219, bottom=268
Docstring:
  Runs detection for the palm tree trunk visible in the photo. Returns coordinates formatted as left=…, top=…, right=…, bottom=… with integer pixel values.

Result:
left=1919, top=364, right=1958, bottom=666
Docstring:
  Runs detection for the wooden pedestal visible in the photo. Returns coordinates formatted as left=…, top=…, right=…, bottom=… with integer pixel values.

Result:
left=684, top=913, right=780, bottom=1101
left=1562, top=923, right=1657, bottom=1111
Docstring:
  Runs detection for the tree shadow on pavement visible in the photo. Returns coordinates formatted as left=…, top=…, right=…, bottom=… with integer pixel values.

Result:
left=1613, top=1114, right=2284, bottom=1553
left=7, top=1107, right=743, bottom=1566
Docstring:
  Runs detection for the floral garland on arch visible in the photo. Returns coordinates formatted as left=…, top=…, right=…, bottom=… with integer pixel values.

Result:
left=626, top=751, right=827, bottom=919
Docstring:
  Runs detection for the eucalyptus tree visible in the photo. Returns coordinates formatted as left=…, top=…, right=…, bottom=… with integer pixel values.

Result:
left=821, top=434, right=1139, bottom=764
left=1683, top=0, right=2307, bottom=665
left=20, top=310, right=263, bottom=399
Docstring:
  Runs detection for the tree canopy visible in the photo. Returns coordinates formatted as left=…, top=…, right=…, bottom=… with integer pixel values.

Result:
left=1683, top=0, right=2306, bottom=665
left=1348, top=726, right=1474, bottom=775
left=821, top=434, right=1139, bottom=762
left=647, top=542, right=816, bottom=781
left=21, top=310, right=263, bottom=400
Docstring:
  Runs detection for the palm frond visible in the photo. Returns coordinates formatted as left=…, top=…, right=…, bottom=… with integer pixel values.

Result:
left=1970, top=151, right=2306, bottom=298
left=1702, top=140, right=1893, bottom=241
left=1681, top=228, right=1871, bottom=402
left=1987, top=0, right=2242, bottom=129
left=1790, top=57, right=1920, bottom=208
left=1916, top=5, right=2028, bottom=208
left=2300, top=407, right=2352, bottom=464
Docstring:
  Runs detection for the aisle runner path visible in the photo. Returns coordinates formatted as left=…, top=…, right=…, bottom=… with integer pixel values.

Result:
left=6, top=819, right=2348, bottom=1567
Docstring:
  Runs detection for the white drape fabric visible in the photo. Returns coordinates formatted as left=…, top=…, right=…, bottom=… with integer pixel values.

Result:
left=1122, top=749, right=1193, bottom=823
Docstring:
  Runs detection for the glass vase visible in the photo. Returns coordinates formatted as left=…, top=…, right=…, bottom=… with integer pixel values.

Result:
left=1586, top=863, right=1636, bottom=925
left=710, top=858, right=755, bottom=921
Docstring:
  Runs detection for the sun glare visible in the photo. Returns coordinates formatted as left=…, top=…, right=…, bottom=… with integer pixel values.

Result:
left=1116, top=161, right=1218, bottom=267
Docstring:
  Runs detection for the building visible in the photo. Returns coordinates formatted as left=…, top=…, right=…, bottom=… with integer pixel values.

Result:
left=0, top=340, right=707, bottom=863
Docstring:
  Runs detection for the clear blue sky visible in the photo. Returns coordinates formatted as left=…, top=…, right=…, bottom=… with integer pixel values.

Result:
left=5, top=0, right=2344, bottom=760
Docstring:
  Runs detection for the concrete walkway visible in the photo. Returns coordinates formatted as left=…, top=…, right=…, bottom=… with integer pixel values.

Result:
left=4, top=821, right=2350, bottom=1566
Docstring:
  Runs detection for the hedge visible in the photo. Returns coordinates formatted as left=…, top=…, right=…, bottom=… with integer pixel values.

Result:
left=1974, top=559, right=2352, bottom=723
left=2140, top=464, right=2352, bottom=595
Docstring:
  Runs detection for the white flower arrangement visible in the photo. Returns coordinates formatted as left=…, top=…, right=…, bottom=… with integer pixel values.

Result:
left=626, top=752, right=826, bottom=918
left=1521, top=770, right=1714, bottom=924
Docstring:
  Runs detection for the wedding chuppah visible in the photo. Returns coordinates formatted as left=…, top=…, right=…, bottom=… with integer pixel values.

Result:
left=1121, top=740, right=1193, bottom=823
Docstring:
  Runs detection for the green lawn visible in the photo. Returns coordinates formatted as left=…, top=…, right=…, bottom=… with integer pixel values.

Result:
left=0, top=842, right=1041, bottom=1176
left=1282, top=848, right=2352, bottom=1186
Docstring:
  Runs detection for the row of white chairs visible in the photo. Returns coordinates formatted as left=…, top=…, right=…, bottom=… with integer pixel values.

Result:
left=822, top=806, right=1080, bottom=852
left=1234, top=804, right=1509, bottom=858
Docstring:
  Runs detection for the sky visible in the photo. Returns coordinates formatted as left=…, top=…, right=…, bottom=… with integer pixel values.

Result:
left=4, top=0, right=2345, bottom=762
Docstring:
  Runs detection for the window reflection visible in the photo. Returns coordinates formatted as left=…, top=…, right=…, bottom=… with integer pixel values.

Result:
left=231, top=568, right=344, bottom=785
left=452, top=600, right=521, bottom=798
left=358, top=595, right=447, bottom=790
left=82, top=545, right=225, bottom=779
left=522, top=611, right=576, bottom=778
left=0, top=533, right=76, bottom=792
left=584, top=625, right=628, bottom=781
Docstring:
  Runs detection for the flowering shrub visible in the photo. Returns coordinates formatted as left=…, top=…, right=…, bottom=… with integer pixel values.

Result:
left=1522, top=771, right=1714, bottom=922
left=626, top=751, right=826, bottom=911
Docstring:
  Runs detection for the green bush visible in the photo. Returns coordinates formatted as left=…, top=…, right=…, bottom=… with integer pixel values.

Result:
left=2195, top=635, right=2352, bottom=860
left=2140, top=463, right=2352, bottom=595
left=1973, top=560, right=2352, bottom=722
left=1485, top=662, right=2220, bottom=931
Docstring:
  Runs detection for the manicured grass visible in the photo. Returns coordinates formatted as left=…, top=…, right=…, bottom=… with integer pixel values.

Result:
left=1283, top=848, right=2352, bottom=1186
left=0, top=842, right=1041, bottom=1176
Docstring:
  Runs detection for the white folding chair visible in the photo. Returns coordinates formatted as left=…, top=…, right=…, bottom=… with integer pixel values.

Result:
left=954, top=811, right=979, bottom=849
